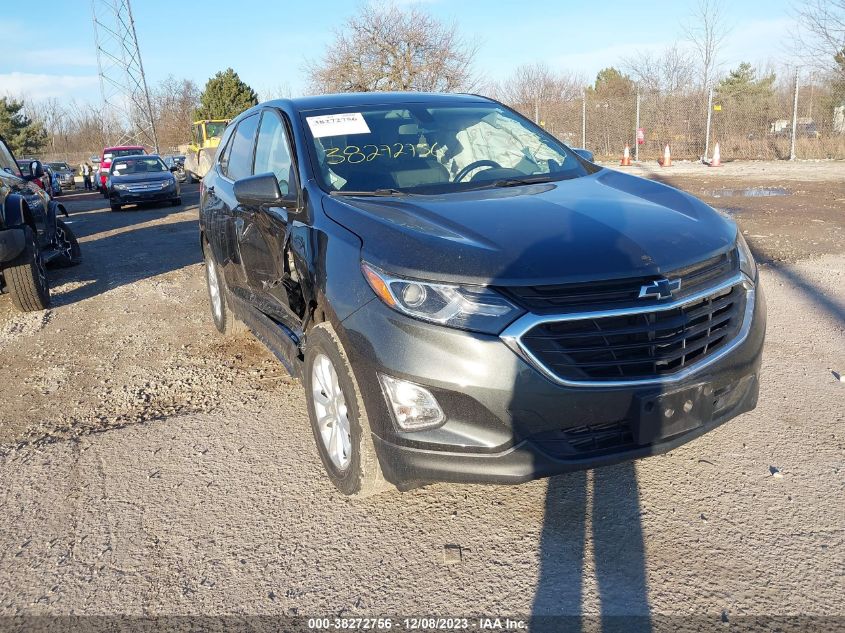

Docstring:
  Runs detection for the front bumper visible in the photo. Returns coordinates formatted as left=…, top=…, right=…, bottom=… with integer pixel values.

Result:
left=0, top=227, right=26, bottom=263
left=110, top=186, right=177, bottom=204
left=339, top=283, right=766, bottom=487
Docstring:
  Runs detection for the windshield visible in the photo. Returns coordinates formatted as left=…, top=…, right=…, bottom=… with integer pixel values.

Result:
left=16, top=161, right=32, bottom=176
left=303, top=102, right=599, bottom=195
left=49, top=162, right=70, bottom=171
left=205, top=122, right=227, bottom=139
left=111, top=157, right=167, bottom=175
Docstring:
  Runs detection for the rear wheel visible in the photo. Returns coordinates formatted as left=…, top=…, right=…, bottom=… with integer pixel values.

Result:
left=203, top=241, right=246, bottom=336
left=110, top=203, right=121, bottom=212
left=304, top=323, right=390, bottom=497
left=5, top=226, right=50, bottom=312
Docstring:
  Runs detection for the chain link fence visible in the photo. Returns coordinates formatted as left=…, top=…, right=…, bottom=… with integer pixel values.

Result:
left=510, top=76, right=845, bottom=162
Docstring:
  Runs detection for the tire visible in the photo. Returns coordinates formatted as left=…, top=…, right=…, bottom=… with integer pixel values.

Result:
left=51, top=219, right=82, bottom=267
left=203, top=241, right=247, bottom=336
left=171, top=197, right=181, bottom=206
left=4, top=226, right=50, bottom=312
left=304, top=323, right=390, bottom=497
left=110, top=204, right=121, bottom=212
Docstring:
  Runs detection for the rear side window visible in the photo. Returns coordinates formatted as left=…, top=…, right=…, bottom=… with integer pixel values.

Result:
left=224, top=114, right=259, bottom=181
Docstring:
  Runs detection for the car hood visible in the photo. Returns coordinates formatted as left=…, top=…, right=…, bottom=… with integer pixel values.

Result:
left=321, top=169, right=737, bottom=286
left=111, top=172, right=172, bottom=183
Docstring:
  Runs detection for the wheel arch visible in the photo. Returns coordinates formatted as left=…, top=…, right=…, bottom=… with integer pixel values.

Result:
left=1, top=194, right=36, bottom=230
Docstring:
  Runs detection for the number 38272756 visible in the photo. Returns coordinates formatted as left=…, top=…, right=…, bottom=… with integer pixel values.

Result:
left=326, top=142, right=439, bottom=165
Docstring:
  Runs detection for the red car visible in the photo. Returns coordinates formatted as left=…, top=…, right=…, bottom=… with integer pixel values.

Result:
left=97, top=145, right=146, bottom=195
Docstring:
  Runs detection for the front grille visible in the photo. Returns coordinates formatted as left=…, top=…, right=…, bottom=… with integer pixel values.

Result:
left=520, top=284, right=746, bottom=381
left=499, top=249, right=737, bottom=313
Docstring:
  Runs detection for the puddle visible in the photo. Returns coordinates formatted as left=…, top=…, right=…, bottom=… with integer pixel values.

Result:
left=702, top=187, right=790, bottom=198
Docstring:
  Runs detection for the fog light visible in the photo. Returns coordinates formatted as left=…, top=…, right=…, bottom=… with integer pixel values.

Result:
left=379, top=374, right=445, bottom=431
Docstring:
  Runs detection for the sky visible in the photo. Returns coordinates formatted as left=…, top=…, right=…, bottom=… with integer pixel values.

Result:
left=0, top=0, right=799, bottom=106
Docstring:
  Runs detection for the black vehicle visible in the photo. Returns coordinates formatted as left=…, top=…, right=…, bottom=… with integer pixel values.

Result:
left=107, top=154, right=182, bottom=211
left=48, top=162, right=76, bottom=190
left=162, top=155, right=187, bottom=183
left=198, top=92, right=765, bottom=496
left=1, top=137, right=81, bottom=312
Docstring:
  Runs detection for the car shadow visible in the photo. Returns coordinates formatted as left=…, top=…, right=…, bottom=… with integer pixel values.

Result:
left=47, top=218, right=201, bottom=307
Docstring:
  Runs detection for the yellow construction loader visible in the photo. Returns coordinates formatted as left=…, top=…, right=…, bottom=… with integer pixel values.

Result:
left=184, top=119, right=229, bottom=183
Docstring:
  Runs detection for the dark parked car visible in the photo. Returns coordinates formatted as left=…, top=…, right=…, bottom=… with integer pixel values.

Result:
left=48, top=162, right=76, bottom=190
left=107, top=154, right=181, bottom=211
left=198, top=92, right=765, bottom=496
left=163, top=155, right=187, bottom=183
left=1, top=137, right=81, bottom=311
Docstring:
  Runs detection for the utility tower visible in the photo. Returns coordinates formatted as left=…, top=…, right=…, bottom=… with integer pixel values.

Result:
left=91, top=0, right=158, bottom=152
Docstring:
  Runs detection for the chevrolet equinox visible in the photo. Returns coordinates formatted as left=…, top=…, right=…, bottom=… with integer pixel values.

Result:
left=198, top=93, right=765, bottom=496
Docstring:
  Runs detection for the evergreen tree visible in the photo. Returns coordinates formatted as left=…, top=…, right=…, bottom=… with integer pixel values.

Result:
left=194, top=68, right=258, bottom=120
left=0, top=97, right=47, bottom=157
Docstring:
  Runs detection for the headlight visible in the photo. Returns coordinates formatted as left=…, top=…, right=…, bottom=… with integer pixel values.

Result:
left=114, top=183, right=128, bottom=190
left=160, top=180, right=173, bottom=189
left=736, top=232, right=757, bottom=280
left=361, top=262, right=524, bottom=334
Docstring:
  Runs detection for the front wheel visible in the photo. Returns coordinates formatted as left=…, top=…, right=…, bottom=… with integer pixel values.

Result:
left=52, top=219, right=81, bottom=267
left=110, top=203, right=121, bottom=212
left=304, top=323, right=390, bottom=497
left=4, top=226, right=50, bottom=312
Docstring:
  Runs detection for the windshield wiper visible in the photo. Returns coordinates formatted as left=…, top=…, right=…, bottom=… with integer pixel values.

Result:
left=491, top=175, right=556, bottom=188
left=330, top=188, right=407, bottom=197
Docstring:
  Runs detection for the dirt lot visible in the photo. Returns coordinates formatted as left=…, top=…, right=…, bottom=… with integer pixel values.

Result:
left=0, top=163, right=843, bottom=627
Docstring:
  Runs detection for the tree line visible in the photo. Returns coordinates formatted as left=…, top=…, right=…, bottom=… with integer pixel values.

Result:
left=4, top=0, right=843, bottom=161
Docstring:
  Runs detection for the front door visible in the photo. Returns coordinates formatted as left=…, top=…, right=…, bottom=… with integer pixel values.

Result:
left=236, top=109, right=300, bottom=324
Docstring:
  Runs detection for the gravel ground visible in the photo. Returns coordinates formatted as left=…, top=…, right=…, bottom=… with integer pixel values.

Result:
left=0, top=167, right=843, bottom=626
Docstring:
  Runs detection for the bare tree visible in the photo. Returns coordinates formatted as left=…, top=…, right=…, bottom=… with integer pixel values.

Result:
left=151, top=76, right=200, bottom=151
left=262, top=82, right=294, bottom=101
left=793, top=0, right=845, bottom=76
left=625, top=45, right=697, bottom=93
left=306, top=3, right=478, bottom=93
left=498, top=63, right=583, bottom=123
left=683, top=0, right=731, bottom=89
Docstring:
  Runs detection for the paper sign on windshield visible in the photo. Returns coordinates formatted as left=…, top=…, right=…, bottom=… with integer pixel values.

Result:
left=307, top=113, right=371, bottom=138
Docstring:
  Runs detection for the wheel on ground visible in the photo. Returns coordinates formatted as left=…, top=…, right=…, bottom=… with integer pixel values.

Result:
left=203, top=241, right=247, bottom=336
left=304, top=323, right=390, bottom=497
left=171, top=197, right=182, bottom=206
left=51, top=219, right=81, bottom=267
left=110, top=203, right=121, bottom=212
left=4, top=225, right=50, bottom=312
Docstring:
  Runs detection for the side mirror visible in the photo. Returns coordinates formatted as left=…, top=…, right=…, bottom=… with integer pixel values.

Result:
left=233, top=172, right=282, bottom=207
left=572, top=148, right=594, bottom=162
left=30, top=160, right=45, bottom=178
left=169, top=165, right=178, bottom=172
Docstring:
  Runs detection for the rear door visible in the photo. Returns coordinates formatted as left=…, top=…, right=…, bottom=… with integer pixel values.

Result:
left=209, top=113, right=260, bottom=293
left=235, top=108, right=301, bottom=326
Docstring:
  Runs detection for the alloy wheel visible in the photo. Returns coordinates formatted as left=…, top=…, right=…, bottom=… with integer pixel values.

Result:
left=312, top=353, right=352, bottom=471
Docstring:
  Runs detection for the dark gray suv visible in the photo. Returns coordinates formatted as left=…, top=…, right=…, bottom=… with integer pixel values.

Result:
left=198, top=92, right=765, bottom=496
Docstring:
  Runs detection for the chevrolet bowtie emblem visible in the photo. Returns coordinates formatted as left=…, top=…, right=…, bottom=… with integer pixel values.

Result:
left=639, top=278, right=681, bottom=300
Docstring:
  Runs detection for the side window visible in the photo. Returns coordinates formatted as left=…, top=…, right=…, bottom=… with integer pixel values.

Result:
left=0, top=141, right=21, bottom=177
left=253, top=110, right=295, bottom=195
left=217, top=125, right=236, bottom=174
left=224, top=114, right=259, bottom=181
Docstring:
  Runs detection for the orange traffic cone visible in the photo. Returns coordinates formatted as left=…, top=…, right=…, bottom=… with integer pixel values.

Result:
left=659, top=144, right=672, bottom=167
left=620, top=144, right=632, bottom=166
left=709, top=142, right=722, bottom=167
